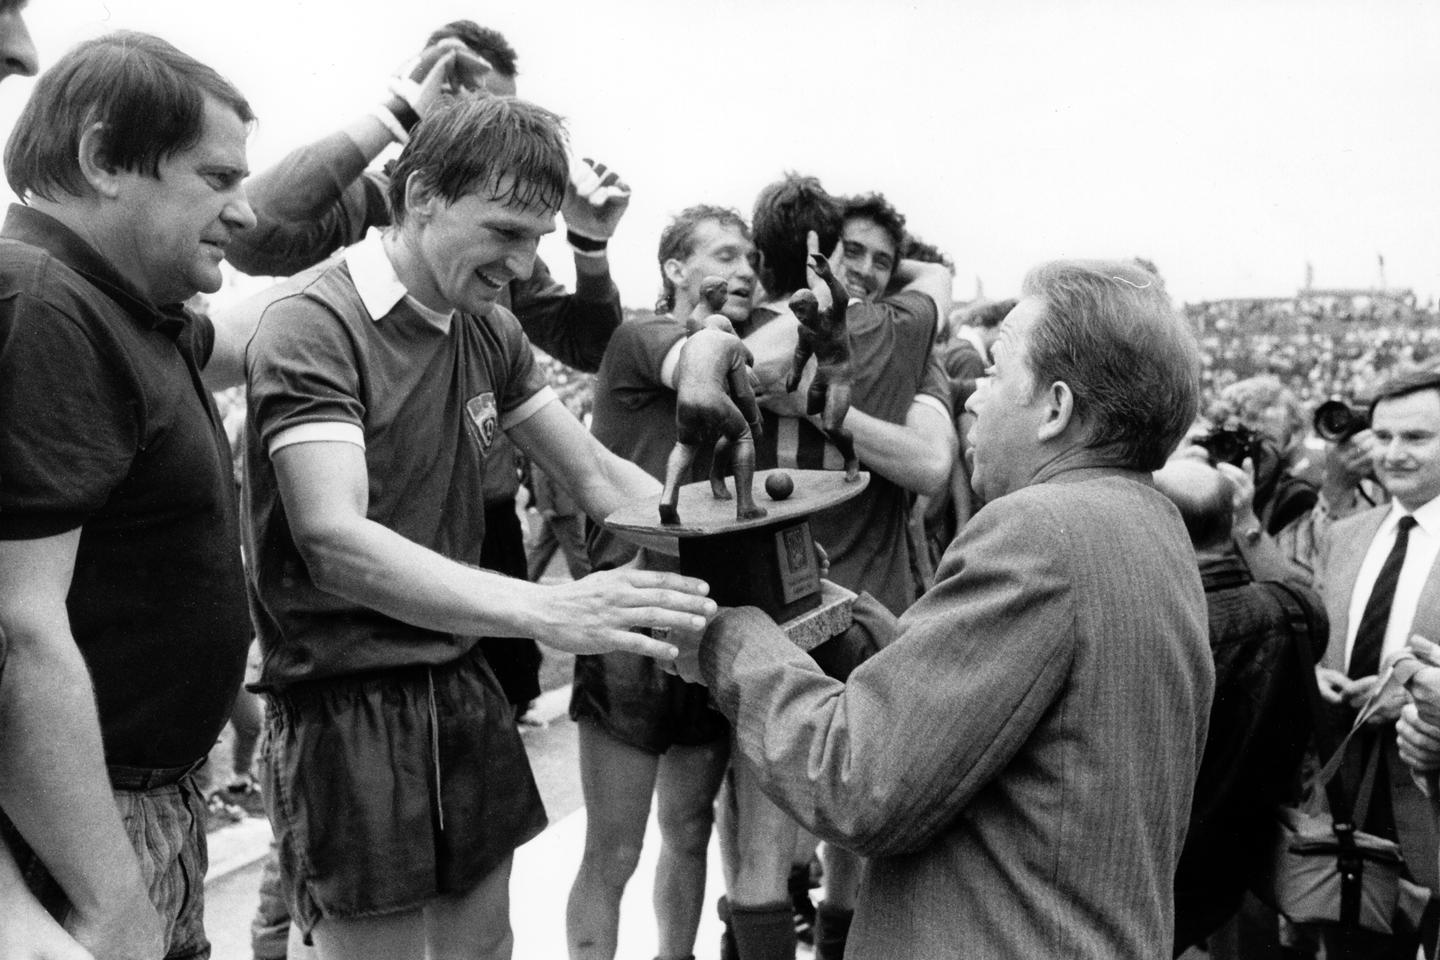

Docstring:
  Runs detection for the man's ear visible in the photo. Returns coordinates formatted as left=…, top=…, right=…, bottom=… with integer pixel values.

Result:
left=76, top=123, right=121, bottom=199
left=661, top=258, right=687, bottom=291
left=403, top=173, right=438, bottom=224
left=1037, top=380, right=1076, bottom=442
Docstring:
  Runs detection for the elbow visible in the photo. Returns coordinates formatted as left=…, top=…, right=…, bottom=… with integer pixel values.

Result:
left=289, top=522, right=360, bottom=597
left=897, top=444, right=953, bottom=498
left=915, top=452, right=953, bottom=499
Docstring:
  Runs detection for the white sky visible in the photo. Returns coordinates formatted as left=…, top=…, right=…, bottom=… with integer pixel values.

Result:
left=2, top=0, right=1437, bottom=309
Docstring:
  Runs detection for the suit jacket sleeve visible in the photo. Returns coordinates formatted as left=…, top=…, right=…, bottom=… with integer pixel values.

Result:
left=700, top=492, right=1076, bottom=857
left=226, top=132, right=389, bottom=277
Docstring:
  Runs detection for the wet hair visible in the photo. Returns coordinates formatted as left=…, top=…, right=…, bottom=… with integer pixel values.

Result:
left=842, top=192, right=906, bottom=259
left=655, top=204, right=750, bottom=314
left=424, top=20, right=519, bottom=78
left=750, top=173, right=842, bottom=298
left=387, top=96, right=567, bottom=225
left=5, top=31, right=253, bottom=201
left=1021, top=259, right=1200, bottom=471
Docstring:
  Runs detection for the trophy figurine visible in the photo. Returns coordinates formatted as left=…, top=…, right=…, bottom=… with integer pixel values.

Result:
left=787, top=253, right=859, bottom=481
left=659, top=278, right=766, bottom=526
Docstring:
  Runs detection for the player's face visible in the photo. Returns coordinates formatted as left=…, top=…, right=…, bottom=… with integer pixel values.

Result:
left=677, top=219, right=755, bottom=324
left=114, top=96, right=255, bottom=304
left=1371, top=389, right=1440, bottom=511
left=0, top=0, right=38, bottom=84
left=965, top=298, right=1049, bottom=502
left=414, top=180, right=556, bottom=314
left=835, top=217, right=896, bottom=304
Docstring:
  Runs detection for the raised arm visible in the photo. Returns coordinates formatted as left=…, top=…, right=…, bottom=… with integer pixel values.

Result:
left=226, top=41, right=489, bottom=278
left=891, top=259, right=954, bottom=319
left=506, top=158, right=631, bottom=371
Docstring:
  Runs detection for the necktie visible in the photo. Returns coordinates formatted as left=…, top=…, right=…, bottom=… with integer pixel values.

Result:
left=1348, top=514, right=1419, bottom=679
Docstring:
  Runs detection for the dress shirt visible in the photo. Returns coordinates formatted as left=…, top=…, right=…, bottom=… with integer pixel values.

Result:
left=1345, top=495, right=1440, bottom=670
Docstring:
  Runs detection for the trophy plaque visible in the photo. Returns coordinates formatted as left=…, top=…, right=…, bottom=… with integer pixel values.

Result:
left=604, top=469, right=867, bottom=649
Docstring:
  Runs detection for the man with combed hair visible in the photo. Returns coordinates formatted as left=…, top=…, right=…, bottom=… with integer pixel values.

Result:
left=242, top=96, right=715, bottom=960
left=676, top=259, right=1214, bottom=958
left=0, top=30, right=263, bottom=960
left=1313, top=367, right=1440, bottom=960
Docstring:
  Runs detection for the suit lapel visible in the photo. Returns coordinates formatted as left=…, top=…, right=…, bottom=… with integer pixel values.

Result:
left=1322, top=507, right=1387, bottom=671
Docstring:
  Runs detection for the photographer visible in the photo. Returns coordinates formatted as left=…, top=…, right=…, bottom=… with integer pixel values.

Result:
left=1202, top=377, right=1318, bottom=536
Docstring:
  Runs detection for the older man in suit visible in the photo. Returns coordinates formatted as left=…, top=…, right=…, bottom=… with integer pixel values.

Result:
left=675, top=259, right=1214, bottom=958
left=1314, top=367, right=1440, bottom=958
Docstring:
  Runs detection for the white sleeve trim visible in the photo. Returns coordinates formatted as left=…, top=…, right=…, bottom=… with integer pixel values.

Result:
left=914, top=393, right=951, bottom=419
left=659, top=338, right=686, bottom=390
left=268, top=421, right=366, bottom=456
left=500, top=385, right=559, bottom=431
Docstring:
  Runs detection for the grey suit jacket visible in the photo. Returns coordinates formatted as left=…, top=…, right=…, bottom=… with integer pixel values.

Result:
left=702, top=466, right=1214, bottom=958
left=1318, top=505, right=1440, bottom=892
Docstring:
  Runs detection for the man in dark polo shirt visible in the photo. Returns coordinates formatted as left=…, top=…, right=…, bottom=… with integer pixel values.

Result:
left=241, top=96, right=714, bottom=960
left=0, top=31, right=264, bottom=960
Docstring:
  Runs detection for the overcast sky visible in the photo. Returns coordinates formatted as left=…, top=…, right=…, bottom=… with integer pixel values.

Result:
left=2, top=0, right=1436, bottom=310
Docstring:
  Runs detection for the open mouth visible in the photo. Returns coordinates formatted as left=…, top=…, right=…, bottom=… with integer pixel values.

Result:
left=474, top=269, right=506, bottom=291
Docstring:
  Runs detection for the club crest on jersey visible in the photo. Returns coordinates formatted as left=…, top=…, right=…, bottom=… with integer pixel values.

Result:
left=466, top=393, right=499, bottom=454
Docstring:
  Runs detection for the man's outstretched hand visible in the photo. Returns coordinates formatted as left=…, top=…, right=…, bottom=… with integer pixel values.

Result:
left=534, top=568, right=714, bottom=660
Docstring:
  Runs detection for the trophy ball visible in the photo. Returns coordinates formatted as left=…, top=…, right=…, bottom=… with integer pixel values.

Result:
left=765, top=471, right=794, bottom=501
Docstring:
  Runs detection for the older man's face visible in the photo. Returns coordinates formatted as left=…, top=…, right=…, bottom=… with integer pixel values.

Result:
left=964, top=298, right=1049, bottom=502
left=112, top=95, right=255, bottom=304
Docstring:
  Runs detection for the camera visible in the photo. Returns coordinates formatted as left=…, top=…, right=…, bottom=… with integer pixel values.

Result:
left=1313, top=399, right=1369, bottom=444
left=1195, top=422, right=1264, bottom=469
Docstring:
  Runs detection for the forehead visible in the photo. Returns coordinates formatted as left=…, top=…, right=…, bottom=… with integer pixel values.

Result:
left=995, top=297, right=1041, bottom=355
left=446, top=173, right=558, bottom=224
left=173, top=96, right=250, bottom=168
left=1373, top=389, right=1440, bottom=428
left=687, top=218, right=751, bottom=257
left=842, top=217, right=897, bottom=258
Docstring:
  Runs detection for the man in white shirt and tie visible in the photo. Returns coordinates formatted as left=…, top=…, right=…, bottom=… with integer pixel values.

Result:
left=1315, top=367, right=1440, bottom=959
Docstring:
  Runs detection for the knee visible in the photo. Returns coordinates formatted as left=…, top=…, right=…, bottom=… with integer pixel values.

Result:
left=658, top=806, right=715, bottom=858
left=581, top=837, right=645, bottom=886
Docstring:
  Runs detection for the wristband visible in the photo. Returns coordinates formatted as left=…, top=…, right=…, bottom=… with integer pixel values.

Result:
left=370, top=104, right=410, bottom=145
left=384, top=95, right=421, bottom=133
left=567, top=229, right=608, bottom=255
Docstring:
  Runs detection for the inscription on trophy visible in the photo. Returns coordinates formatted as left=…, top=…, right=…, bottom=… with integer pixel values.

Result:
left=774, top=520, right=819, bottom=605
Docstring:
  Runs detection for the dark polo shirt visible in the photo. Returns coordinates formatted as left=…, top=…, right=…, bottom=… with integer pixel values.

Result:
left=0, top=204, right=250, bottom=770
